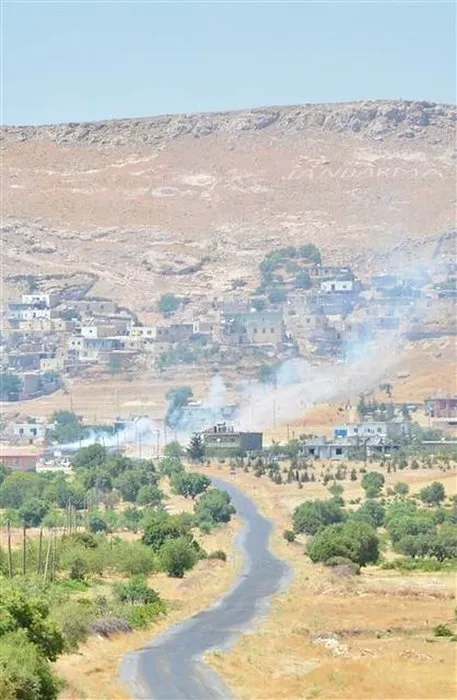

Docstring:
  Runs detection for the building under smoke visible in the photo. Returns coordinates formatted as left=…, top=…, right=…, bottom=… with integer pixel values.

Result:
left=203, top=422, right=263, bottom=455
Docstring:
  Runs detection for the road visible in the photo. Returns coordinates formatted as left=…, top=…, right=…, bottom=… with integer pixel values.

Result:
left=120, top=476, right=292, bottom=699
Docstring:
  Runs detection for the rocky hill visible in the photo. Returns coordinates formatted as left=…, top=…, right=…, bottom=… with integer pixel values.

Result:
left=2, top=99, right=455, bottom=316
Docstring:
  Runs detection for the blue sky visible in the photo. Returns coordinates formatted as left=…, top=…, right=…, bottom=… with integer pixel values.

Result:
left=2, top=1, right=456, bottom=125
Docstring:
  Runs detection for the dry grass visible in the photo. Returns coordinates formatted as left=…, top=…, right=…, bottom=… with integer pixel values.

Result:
left=199, top=464, right=457, bottom=700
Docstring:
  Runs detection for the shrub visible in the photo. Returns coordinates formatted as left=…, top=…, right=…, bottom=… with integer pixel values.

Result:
left=114, top=575, right=160, bottom=605
left=361, top=472, right=385, bottom=498
left=112, top=542, right=157, bottom=576
left=292, top=498, right=345, bottom=535
left=419, top=482, right=446, bottom=506
left=0, top=631, right=61, bottom=700
left=88, top=514, right=108, bottom=533
left=308, top=520, right=379, bottom=566
left=124, top=601, right=167, bottom=628
left=50, top=600, right=92, bottom=651
left=283, top=529, right=296, bottom=543
left=88, top=617, right=132, bottom=638
left=208, top=550, right=227, bottom=562
left=194, top=488, right=236, bottom=526
left=160, top=536, right=197, bottom=578
left=434, top=624, right=453, bottom=638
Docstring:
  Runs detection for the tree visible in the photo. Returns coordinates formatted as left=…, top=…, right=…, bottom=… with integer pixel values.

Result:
left=160, top=536, right=197, bottom=578
left=0, top=581, right=64, bottom=661
left=361, top=471, right=385, bottom=498
left=20, top=499, right=49, bottom=528
left=48, top=410, right=85, bottom=445
left=0, top=472, right=42, bottom=509
left=194, top=488, right=236, bottom=525
left=0, top=373, right=22, bottom=400
left=157, top=294, right=180, bottom=317
left=308, top=520, right=379, bottom=566
left=163, top=441, right=184, bottom=459
left=297, top=244, right=322, bottom=263
left=430, top=524, right=457, bottom=561
left=283, top=529, right=296, bottom=543
left=187, top=433, right=205, bottom=462
left=136, top=485, right=164, bottom=506
left=251, top=298, right=267, bottom=312
left=142, top=511, right=187, bottom=552
left=268, top=289, right=287, bottom=305
left=114, top=575, right=160, bottom=605
left=71, top=443, right=106, bottom=470
left=171, top=472, right=211, bottom=499
left=419, top=482, right=446, bottom=506
left=292, top=499, right=345, bottom=535
left=294, top=271, right=312, bottom=289
left=258, top=364, right=277, bottom=385
left=88, top=514, right=108, bottom=533
left=352, top=499, right=385, bottom=528
left=393, top=482, right=409, bottom=496
left=0, top=631, right=61, bottom=700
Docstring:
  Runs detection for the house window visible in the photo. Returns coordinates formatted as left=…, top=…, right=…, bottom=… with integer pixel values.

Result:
left=270, top=328, right=274, bottom=333
left=253, top=328, right=258, bottom=333
left=262, top=328, right=266, bottom=333
left=336, top=447, right=343, bottom=456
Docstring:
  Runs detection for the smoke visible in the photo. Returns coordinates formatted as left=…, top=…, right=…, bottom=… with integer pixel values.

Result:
left=166, top=375, right=238, bottom=438
left=54, top=416, right=160, bottom=453
left=237, top=334, right=400, bottom=432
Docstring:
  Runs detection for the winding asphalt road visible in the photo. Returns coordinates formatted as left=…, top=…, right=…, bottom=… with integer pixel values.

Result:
left=120, top=477, right=292, bottom=699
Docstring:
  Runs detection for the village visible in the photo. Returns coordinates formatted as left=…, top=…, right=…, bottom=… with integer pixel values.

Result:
left=1, top=244, right=456, bottom=472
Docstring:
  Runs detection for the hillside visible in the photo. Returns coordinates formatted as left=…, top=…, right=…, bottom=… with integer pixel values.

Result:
left=2, top=99, right=456, bottom=316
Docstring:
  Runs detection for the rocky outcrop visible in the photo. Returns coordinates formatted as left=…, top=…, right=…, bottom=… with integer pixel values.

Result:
left=1, top=100, right=455, bottom=147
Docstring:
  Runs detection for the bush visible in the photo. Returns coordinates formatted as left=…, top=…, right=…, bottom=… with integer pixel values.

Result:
left=292, top=498, right=345, bottom=535
left=50, top=600, right=92, bottom=651
left=308, top=520, right=379, bottom=566
left=88, top=617, right=132, bottom=638
left=434, top=624, right=453, bottom=638
left=419, top=482, right=446, bottom=506
left=88, top=514, right=108, bottom=533
left=361, top=471, right=385, bottom=498
left=112, top=541, right=157, bottom=576
left=115, top=575, right=160, bottom=605
left=208, top=549, right=227, bottom=562
left=157, top=294, right=180, bottom=317
left=283, top=529, right=296, bottom=543
left=0, top=631, right=61, bottom=700
left=194, top=488, right=236, bottom=526
left=160, top=536, right=197, bottom=578
left=123, top=601, right=167, bottom=628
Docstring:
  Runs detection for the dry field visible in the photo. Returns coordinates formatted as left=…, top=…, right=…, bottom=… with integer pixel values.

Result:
left=197, top=463, right=457, bottom=700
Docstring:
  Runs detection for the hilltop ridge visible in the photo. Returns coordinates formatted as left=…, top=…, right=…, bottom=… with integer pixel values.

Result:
left=2, top=99, right=456, bottom=146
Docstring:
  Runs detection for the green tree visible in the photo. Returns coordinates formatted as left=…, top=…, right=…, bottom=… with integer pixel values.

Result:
left=292, top=499, right=345, bottom=535
left=393, top=482, right=409, bottom=496
left=48, top=410, right=86, bottom=445
left=142, top=511, right=187, bottom=552
left=419, top=482, right=446, bottom=506
left=163, top=441, right=184, bottom=459
left=170, top=472, right=211, bottom=499
left=0, top=631, right=61, bottom=700
left=258, top=364, right=277, bottom=385
left=268, top=289, right=287, bottom=304
left=157, top=294, right=180, bottom=317
left=352, top=499, right=385, bottom=528
left=0, top=472, right=42, bottom=509
left=160, top=536, right=197, bottom=578
left=361, top=471, right=385, bottom=498
left=294, top=271, right=312, bottom=289
left=0, top=581, right=64, bottom=661
left=88, top=514, right=108, bottom=533
left=194, top=488, right=236, bottom=525
left=308, top=520, right=379, bottom=566
left=20, top=499, right=49, bottom=528
left=71, top=443, right=107, bottom=470
left=297, top=244, right=322, bottom=263
left=114, top=575, right=160, bottom=604
left=187, top=433, right=205, bottom=462
left=136, top=485, right=164, bottom=506
left=251, top=298, right=267, bottom=311
left=0, top=373, right=22, bottom=400
left=430, top=524, right=457, bottom=561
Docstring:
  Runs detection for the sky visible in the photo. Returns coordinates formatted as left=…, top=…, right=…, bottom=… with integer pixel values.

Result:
left=2, top=1, right=456, bottom=125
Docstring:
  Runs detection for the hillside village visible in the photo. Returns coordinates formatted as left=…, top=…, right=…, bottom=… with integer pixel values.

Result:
left=1, top=239, right=456, bottom=465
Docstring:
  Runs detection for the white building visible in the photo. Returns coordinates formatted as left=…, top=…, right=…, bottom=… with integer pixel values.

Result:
left=22, top=293, right=57, bottom=308
left=129, top=326, right=158, bottom=339
left=320, top=279, right=354, bottom=293
left=13, top=422, right=48, bottom=439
